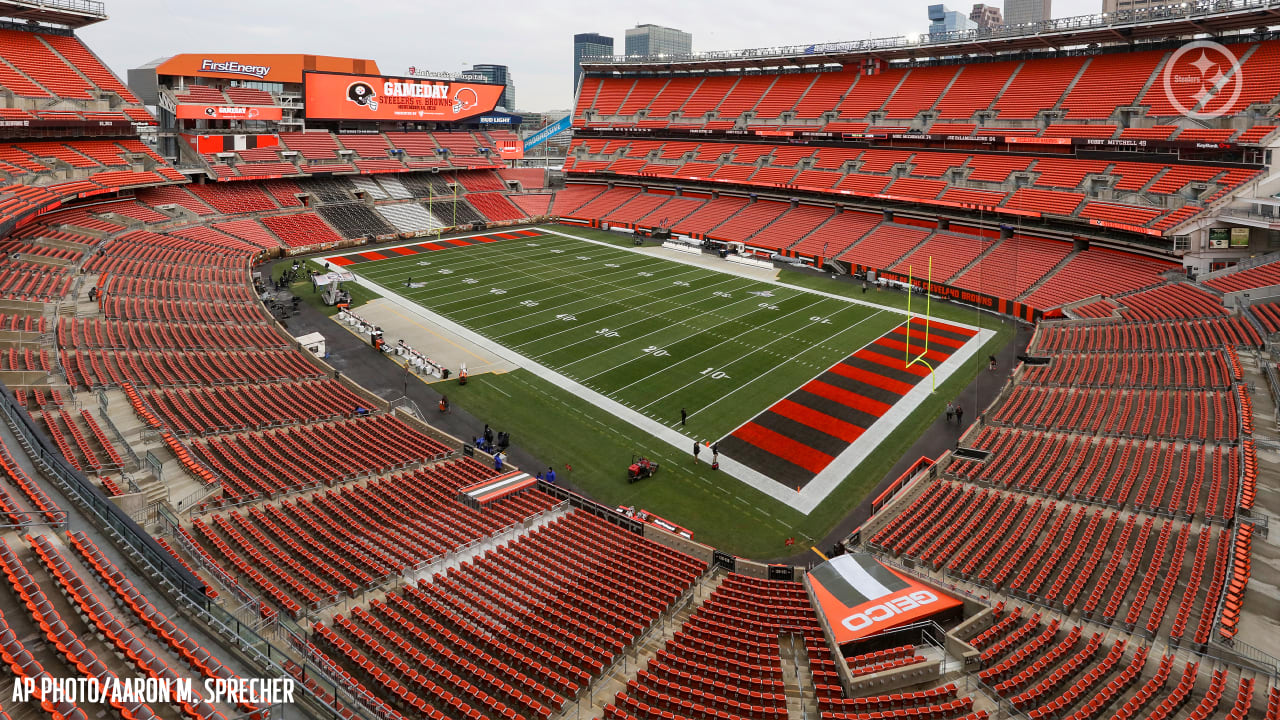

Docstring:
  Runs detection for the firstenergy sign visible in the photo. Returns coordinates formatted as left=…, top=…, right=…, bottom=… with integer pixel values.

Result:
left=808, top=554, right=962, bottom=644
left=199, top=59, right=271, bottom=79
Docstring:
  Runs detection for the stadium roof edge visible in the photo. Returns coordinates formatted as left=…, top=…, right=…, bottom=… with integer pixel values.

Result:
left=580, top=0, right=1280, bottom=73
left=0, top=0, right=106, bottom=29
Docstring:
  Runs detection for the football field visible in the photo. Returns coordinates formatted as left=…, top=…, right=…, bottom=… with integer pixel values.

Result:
left=328, top=226, right=990, bottom=512
left=336, top=229, right=899, bottom=432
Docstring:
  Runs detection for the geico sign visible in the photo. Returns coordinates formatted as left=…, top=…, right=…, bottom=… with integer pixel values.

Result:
left=841, top=590, right=938, bottom=633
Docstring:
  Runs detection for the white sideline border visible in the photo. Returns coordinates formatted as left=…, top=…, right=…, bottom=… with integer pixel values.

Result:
left=324, top=225, right=996, bottom=515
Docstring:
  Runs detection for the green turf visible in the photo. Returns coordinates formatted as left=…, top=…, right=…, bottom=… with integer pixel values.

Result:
left=330, top=226, right=1015, bottom=558
left=437, top=369, right=809, bottom=558
left=273, top=260, right=381, bottom=316
left=432, top=314, right=1011, bottom=559
left=344, top=230, right=904, bottom=441
left=515, top=226, right=1007, bottom=330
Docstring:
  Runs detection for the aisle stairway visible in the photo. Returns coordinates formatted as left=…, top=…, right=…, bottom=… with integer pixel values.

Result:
left=573, top=570, right=725, bottom=720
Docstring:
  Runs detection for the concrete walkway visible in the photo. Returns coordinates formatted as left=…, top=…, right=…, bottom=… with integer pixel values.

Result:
left=0, top=417, right=265, bottom=685
left=340, top=296, right=519, bottom=376
left=268, top=258, right=550, bottom=485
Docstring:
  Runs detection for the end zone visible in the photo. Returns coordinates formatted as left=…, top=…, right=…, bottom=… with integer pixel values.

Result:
left=323, top=226, right=995, bottom=515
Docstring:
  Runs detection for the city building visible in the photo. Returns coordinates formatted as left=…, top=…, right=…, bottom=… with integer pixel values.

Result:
left=929, top=4, right=978, bottom=34
left=1101, top=0, right=1164, bottom=12
left=970, top=3, right=1003, bottom=27
left=574, top=33, right=614, bottom=93
left=1004, top=0, right=1050, bottom=25
left=624, top=24, right=692, bottom=57
left=467, top=63, right=515, bottom=111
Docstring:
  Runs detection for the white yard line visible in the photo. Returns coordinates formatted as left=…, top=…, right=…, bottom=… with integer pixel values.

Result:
left=610, top=296, right=827, bottom=393
left=643, top=307, right=890, bottom=414
left=439, top=256, right=671, bottom=321
left=686, top=311, right=887, bottom=424
left=537, top=227, right=985, bottom=327
left=348, top=233, right=698, bottom=314
left=559, top=280, right=789, bottom=372
left=452, top=259, right=704, bottom=325
left=335, top=237, right=579, bottom=289
left=493, top=270, right=736, bottom=342
left=365, top=240, right=747, bottom=345
left=373, top=240, right=651, bottom=308
left=323, top=226, right=995, bottom=514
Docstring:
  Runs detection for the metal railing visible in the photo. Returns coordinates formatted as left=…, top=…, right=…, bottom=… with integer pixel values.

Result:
left=148, top=507, right=383, bottom=718
left=0, top=382, right=385, bottom=717
left=95, top=393, right=142, bottom=470
left=388, top=395, right=424, bottom=418
left=1191, top=637, right=1280, bottom=678
left=585, top=0, right=1280, bottom=66
left=174, top=480, right=222, bottom=514
left=1264, top=363, right=1280, bottom=425
left=1199, top=246, right=1280, bottom=283
left=2, top=0, right=105, bottom=17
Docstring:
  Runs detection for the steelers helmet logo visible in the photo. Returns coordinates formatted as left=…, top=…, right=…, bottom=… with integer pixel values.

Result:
left=347, top=81, right=378, bottom=111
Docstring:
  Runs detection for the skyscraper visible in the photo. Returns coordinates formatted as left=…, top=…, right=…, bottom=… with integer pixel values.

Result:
left=1100, top=0, right=1164, bottom=12
left=574, top=33, right=614, bottom=93
left=1004, top=0, right=1050, bottom=25
left=624, top=24, right=692, bottom=58
left=971, top=3, right=1003, bottom=27
left=468, top=64, right=515, bottom=111
left=929, top=4, right=977, bottom=34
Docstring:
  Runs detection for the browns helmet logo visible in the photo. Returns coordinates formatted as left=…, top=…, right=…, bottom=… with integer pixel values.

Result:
left=452, top=87, right=479, bottom=114
left=347, top=81, right=378, bottom=111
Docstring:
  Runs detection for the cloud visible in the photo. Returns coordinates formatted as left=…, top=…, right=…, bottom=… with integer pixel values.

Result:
left=82, top=0, right=1107, bottom=112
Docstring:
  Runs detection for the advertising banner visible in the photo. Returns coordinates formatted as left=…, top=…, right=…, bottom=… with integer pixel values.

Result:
left=1086, top=218, right=1164, bottom=237
left=1230, top=227, right=1250, bottom=248
left=808, top=554, right=962, bottom=645
left=156, top=54, right=379, bottom=84
left=872, top=267, right=1043, bottom=322
left=175, top=105, right=283, bottom=121
left=496, top=139, right=524, bottom=160
left=304, top=71, right=503, bottom=122
left=180, top=133, right=278, bottom=155
left=523, top=115, right=571, bottom=151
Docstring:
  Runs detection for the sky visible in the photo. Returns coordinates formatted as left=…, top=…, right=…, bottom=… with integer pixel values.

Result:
left=81, top=0, right=1102, bottom=113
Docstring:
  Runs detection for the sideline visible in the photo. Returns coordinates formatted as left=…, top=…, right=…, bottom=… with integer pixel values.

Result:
left=324, top=229, right=995, bottom=514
